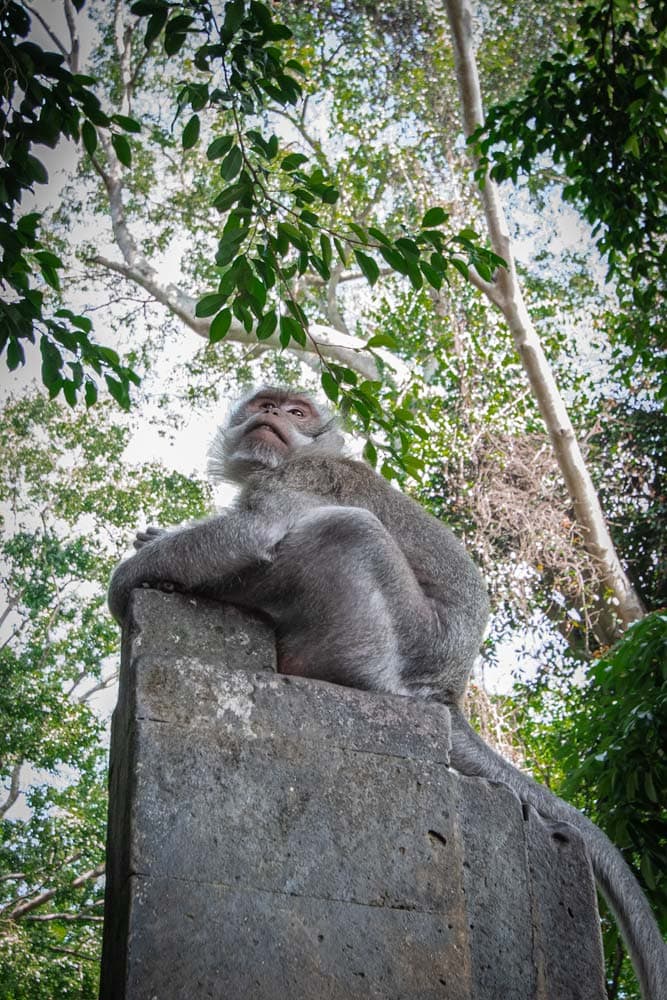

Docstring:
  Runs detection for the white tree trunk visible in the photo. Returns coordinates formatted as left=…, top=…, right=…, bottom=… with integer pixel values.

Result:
left=443, top=0, right=645, bottom=630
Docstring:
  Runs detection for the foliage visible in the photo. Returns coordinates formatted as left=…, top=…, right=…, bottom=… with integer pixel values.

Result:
left=562, top=612, right=667, bottom=915
left=514, top=611, right=667, bottom=998
left=3, top=0, right=507, bottom=463
left=475, top=0, right=667, bottom=389
left=589, top=399, right=666, bottom=610
left=0, top=0, right=141, bottom=406
left=121, top=0, right=505, bottom=474
left=0, top=393, right=211, bottom=996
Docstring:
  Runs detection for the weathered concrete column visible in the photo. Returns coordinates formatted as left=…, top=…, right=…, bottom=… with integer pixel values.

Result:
left=100, top=589, right=606, bottom=1000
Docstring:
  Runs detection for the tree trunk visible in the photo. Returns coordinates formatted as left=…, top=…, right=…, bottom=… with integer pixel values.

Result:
left=443, top=0, right=645, bottom=632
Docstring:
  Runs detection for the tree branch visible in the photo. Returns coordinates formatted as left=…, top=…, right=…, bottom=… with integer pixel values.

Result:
left=25, top=4, right=68, bottom=57
left=8, top=862, right=106, bottom=921
left=90, top=254, right=407, bottom=380
left=0, top=762, right=22, bottom=819
left=63, top=0, right=80, bottom=73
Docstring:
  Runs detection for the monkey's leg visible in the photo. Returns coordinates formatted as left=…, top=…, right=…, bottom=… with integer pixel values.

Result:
left=229, top=506, right=465, bottom=701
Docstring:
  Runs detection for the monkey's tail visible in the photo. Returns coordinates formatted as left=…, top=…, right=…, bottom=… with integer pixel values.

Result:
left=448, top=706, right=667, bottom=1000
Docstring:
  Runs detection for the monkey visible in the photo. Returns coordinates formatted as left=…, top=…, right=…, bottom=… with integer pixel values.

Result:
left=108, top=386, right=667, bottom=1000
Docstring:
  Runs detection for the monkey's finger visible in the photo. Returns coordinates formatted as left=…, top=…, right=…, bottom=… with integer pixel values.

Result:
left=133, top=527, right=165, bottom=550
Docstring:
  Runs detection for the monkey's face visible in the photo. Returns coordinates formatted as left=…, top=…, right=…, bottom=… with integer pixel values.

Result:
left=239, top=392, right=321, bottom=457
left=210, top=388, right=334, bottom=482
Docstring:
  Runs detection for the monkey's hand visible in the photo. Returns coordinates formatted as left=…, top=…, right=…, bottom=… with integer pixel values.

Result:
left=134, top=526, right=167, bottom=550
left=108, top=530, right=178, bottom=623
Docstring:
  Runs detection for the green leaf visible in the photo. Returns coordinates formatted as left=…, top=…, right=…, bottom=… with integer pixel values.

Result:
left=40, top=338, right=63, bottom=382
left=6, top=337, right=25, bottom=371
left=420, top=260, right=443, bottom=289
left=143, top=7, right=169, bottom=48
left=366, top=333, right=399, bottom=350
left=111, top=133, right=132, bottom=167
left=277, top=222, right=309, bottom=251
left=105, top=375, right=130, bottom=409
left=421, top=206, right=448, bottom=227
left=333, top=237, right=348, bottom=265
left=242, top=277, right=267, bottom=317
left=644, top=771, right=657, bottom=803
left=406, top=260, right=423, bottom=290
left=329, top=364, right=357, bottom=386
left=207, top=135, right=234, bottom=160
left=367, top=226, right=392, bottom=246
left=55, top=308, right=92, bottom=334
left=362, top=440, right=377, bottom=466
left=640, top=852, right=656, bottom=890
left=81, top=120, right=97, bottom=156
left=212, top=182, right=244, bottom=212
left=256, top=310, right=277, bottom=340
left=354, top=250, right=380, bottom=286
left=220, top=146, right=243, bottom=181
left=378, top=245, right=409, bottom=275
left=164, top=30, right=186, bottom=56
left=318, top=185, right=338, bottom=204
left=286, top=299, right=307, bottom=327
left=209, top=308, right=232, bottom=343
left=281, top=152, right=309, bottom=171
left=26, top=155, right=48, bottom=184
left=40, top=265, right=60, bottom=291
left=63, top=380, right=77, bottom=406
left=223, top=0, right=244, bottom=36
left=321, top=371, right=339, bottom=402
left=182, top=114, right=200, bottom=149
left=348, top=222, right=367, bottom=241
left=394, top=237, right=419, bottom=257
left=279, top=314, right=306, bottom=347
left=34, top=250, right=63, bottom=268
left=112, top=114, right=142, bottom=133
left=320, top=234, right=332, bottom=265
left=309, top=253, right=330, bottom=281
left=84, top=380, right=98, bottom=406
left=130, top=0, right=164, bottom=13
left=196, top=293, right=226, bottom=317
left=451, top=258, right=469, bottom=280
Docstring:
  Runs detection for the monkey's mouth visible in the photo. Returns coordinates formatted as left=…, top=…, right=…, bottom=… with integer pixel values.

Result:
left=245, top=420, right=287, bottom=446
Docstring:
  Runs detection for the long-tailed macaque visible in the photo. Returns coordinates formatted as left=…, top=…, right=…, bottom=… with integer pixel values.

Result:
left=109, top=387, right=666, bottom=1000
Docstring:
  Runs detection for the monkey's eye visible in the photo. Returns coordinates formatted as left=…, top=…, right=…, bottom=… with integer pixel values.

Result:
left=288, top=407, right=305, bottom=418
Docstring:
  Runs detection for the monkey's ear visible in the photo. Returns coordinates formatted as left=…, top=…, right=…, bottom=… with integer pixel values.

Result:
left=207, top=425, right=227, bottom=483
left=308, top=429, right=346, bottom=455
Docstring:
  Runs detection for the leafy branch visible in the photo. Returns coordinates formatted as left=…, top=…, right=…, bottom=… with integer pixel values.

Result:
left=132, top=0, right=505, bottom=474
left=0, top=0, right=141, bottom=406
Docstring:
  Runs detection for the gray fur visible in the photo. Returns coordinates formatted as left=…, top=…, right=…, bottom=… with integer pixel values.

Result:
left=109, top=387, right=666, bottom=1000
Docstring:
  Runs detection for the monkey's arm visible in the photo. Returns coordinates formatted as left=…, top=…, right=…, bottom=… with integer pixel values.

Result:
left=108, top=510, right=291, bottom=623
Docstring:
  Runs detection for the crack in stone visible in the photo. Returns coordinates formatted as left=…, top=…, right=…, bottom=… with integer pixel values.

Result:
left=134, top=714, right=449, bottom=764
left=127, top=870, right=452, bottom=916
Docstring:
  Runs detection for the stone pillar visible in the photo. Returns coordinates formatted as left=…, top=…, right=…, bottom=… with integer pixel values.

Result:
left=100, top=589, right=606, bottom=1000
